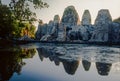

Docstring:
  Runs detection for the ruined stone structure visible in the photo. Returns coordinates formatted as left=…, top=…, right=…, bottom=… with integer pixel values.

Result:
left=35, top=6, right=120, bottom=43
left=91, top=9, right=112, bottom=42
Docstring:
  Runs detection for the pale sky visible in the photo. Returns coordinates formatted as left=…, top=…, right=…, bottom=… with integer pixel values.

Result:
left=2, top=0, right=120, bottom=25
left=34, top=0, right=120, bottom=24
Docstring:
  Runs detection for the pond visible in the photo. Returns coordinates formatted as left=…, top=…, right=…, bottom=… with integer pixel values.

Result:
left=0, top=43, right=120, bottom=81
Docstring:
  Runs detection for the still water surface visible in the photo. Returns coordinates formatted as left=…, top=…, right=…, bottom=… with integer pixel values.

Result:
left=0, top=43, right=120, bottom=81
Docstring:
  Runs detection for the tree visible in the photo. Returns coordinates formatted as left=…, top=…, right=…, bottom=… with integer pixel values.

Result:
left=20, top=23, right=36, bottom=38
left=0, top=0, right=48, bottom=39
left=113, top=17, right=120, bottom=23
left=9, top=0, right=49, bottom=23
left=0, top=0, right=1, bottom=5
left=0, top=4, right=15, bottom=39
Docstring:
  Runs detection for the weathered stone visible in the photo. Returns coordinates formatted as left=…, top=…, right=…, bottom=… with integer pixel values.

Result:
left=67, top=9, right=93, bottom=41
left=68, top=31, right=78, bottom=40
left=41, top=15, right=60, bottom=41
left=56, top=23, right=66, bottom=41
left=61, top=5, right=80, bottom=28
left=68, top=26, right=80, bottom=40
left=78, top=25, right=93, bottom=41
left=59, top=6, right=80, bottom=41
left=40, top=35, right=51, bottom=41
left=36, top=7, right=120, bottom=43
left=35, top=25, right=41, bottom=40
left=40, top=21, right=58, bottom=41
left=68, top=25, right=94, bottom=41
left=36, top=20, right=47, bottom=40
left=41, top=24, right=48, bottom=35
left=81, top=10, right=91, bottom=25
left=54, top=15, right=60, bottom=23
left=110, top=22, right=120, bottom=42
left=47, top=20, right=54, bottom=35
left=91, top=9, right=112, bottom=42
left=19, top=35, right=33, bottom=41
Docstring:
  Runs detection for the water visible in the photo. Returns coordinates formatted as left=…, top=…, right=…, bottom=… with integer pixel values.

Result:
left=0, top=43, right=120, bottom=81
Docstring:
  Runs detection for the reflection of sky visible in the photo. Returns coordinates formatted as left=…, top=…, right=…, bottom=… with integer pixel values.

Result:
left=10, top=52, right=120, bottom=81
left=2, top=0, right=120, bottom=25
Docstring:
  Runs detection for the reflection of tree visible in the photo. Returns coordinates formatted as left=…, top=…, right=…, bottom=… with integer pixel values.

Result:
left=20, top=48, right=36, bottom=58
left=96, top=62, right=112, bottom=76
left=82, top=60, right=91, bottom=71
left=0, top=51, right=23, bottom=81
left=0, top=48, right=36, bottom=81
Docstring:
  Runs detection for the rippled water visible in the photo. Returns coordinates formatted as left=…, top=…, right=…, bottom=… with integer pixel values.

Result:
left=0, top=43, right=120, bottom=81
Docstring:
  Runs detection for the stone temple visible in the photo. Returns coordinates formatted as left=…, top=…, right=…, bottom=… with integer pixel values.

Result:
left=35, top=6, right=120, bottom=43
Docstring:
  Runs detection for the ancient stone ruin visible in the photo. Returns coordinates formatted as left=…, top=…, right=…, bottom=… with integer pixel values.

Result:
left=35, top=6, right=120, bottom=43
left=81, top=10, right=91, bottom=25
left=61, top=6, right=80, bottom=27
left=90, top=9, right=112, bottom=42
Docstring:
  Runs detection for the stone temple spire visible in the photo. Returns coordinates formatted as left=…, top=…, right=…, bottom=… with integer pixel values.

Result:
left=81, top=10, right=91, bottom=25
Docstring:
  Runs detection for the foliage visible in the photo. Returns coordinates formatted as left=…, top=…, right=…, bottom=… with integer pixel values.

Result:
left=0, top=4, right=15, bottom=39
left=113, top=17, right=120, bottom=23
left=19, top=23, right=36, bottom=38
left=12, top=22, right=36, bottom=38
left=0, top=0, right=1, bottom=5
left=0, top=0, right=48, bottom=39
left=9, top=0, right=49, bottom=23
left=20, top=48, right=36, bottom=58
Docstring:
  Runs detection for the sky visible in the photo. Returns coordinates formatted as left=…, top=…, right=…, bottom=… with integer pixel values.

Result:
left=2, top=0, right=120, bottom=25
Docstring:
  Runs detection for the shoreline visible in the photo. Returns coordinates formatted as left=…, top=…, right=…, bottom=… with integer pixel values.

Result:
left=0, top=39, right=120, bottom=46
left=14, top=40, right=120, bottom=46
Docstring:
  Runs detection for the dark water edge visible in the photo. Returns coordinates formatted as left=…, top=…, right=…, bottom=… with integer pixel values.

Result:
left=1, top=39, right=120, bottom=46
left=39, top=41, right=120, bottom=46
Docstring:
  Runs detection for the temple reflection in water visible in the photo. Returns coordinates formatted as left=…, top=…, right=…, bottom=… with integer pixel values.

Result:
left=82, top=60, right=91, bottom=71
left=96, top=62, right=112, bottom=76
left=36, top=44, right=120, bottom=76
left=0, top=44, right=120, bottom=81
